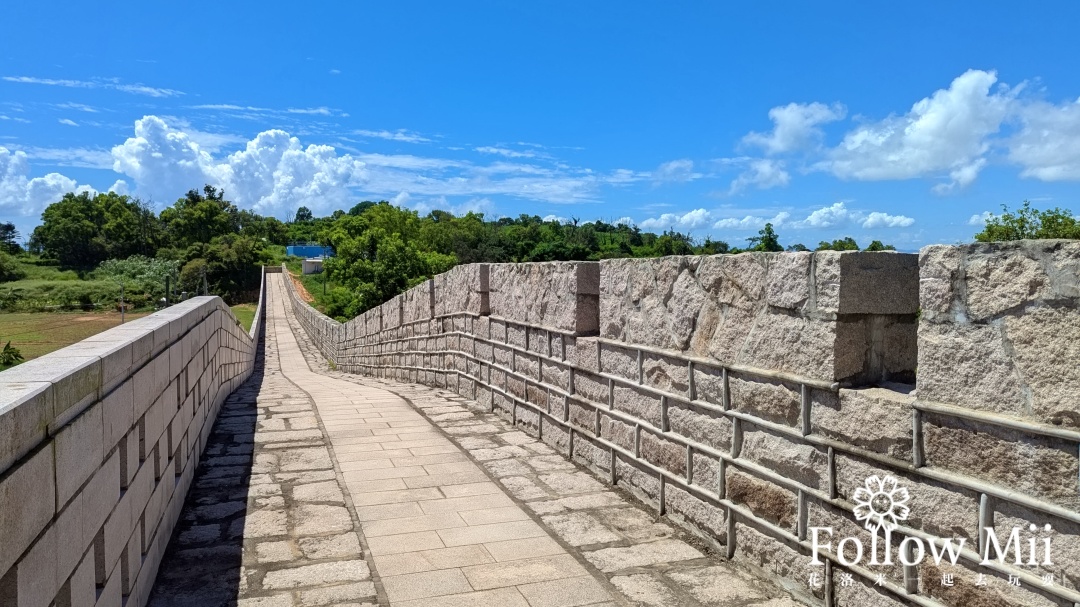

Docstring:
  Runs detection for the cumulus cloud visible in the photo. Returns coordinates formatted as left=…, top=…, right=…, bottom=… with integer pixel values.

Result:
left=654, top=159, right=699, bottom=183
left=1008, top=97, right=1080, bottom=181
left=614, top=216, right=633, bottom=226
left=728, top=159, right=790, bottom=194
left=109, top=180, right=129, bottom=195
left=111, top=116, right=368, bottom=215
left=640, top=208, right=713, bottom=230
left=968, top=211, right=995, bottom=226
left=795, top=202, right=914, bottom=229
left=742, top=102, right=846, bottom=154
left=820, top=69, right=1014, bottom=192
left=0, top=146, right=95, bottom=215
left=713, top=211, right=791, bottom=230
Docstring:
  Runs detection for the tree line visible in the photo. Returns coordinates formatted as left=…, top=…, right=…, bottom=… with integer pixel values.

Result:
left=5, top=184, right=1074, bottom=318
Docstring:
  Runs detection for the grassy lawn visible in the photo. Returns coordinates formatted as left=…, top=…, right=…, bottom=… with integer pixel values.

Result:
left=230, top=303, right=257, bottom=332
left=0, top=310, right=150, bottom=371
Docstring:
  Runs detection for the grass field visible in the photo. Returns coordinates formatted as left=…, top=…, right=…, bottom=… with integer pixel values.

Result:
left=0, top=310, right=150, bottom=370
left=230, top=304, right=257, bottom=332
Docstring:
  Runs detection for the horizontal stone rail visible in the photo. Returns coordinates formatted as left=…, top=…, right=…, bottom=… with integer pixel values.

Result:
left=283, top=246, right=1080, bottom=607
left=0, top=269, right=265, bottom=607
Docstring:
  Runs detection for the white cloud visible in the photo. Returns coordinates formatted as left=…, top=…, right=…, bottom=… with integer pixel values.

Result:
left=614, top=216, right=633, bottom=226
left=411, top=195, right=496, bottom=217
left=0, top=115, right=30, bottom=123
left=287, top=107, right=334, bottom=116
left=111, top=116, right=368, bottom=216
left=109, top=180, right=129, bottom=195
left=329, top=69, right=341, bottom=75
left=728, top=159, right=790, bottom=194
left=13, top=146, right=113, bottom=169
left=654, top=158, right=698, bottom=183
left=793, top=201, right=914, bottom=229
left=58, top=118, right=78, bottom=127
left=543, top=214, right=569, bottom=223
left=861, top=211, right=915, bottom=228
left=0, top=146, right=95, bottom=215
left=968, top=211, right=995, bottom=226
left=640, top=208, right=713, bottom=230
left=190, top=104, right=271, bottom=112
left=475, top=146, right=537, bottom=159
left=354, top=129, right=431, bottom=144
left=55, top=103, right=98, bottom=113
left=742, top=102, right=846, bottom=154
left=3, top=75, right=182, bottom=97
left=713, top=212, right=791, bottom=230
left=821, top=69, right=1014, bottom=192
left=1008, top=97, right=1080, bottom=181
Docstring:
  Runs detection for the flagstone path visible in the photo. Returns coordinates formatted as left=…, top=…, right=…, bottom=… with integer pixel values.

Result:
left=148, top=274, right=805, bottom=607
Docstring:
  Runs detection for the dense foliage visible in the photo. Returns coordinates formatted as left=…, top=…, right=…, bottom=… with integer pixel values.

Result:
left=11, top=184, right=911, bottom=317
left=974, top=201, right=1080, bottom=242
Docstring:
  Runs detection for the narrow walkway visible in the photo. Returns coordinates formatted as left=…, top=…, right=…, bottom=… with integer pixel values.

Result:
left=151, top=275, right=804, bottom=607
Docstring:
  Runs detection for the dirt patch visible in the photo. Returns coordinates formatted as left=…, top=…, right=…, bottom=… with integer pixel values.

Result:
left=288, top=271, right=315, bottom=303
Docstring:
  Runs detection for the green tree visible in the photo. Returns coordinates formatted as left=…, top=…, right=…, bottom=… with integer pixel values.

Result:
left=975, top=201, right=1080, bottom=241
left=746, top=223, right=783, bottom=252
left=160, top=185, right=240, bottom=249
left=816, top=237, right=860, bottom=251
left=786, top=243, right=809, bottom=252
left=294, top=206, right=314, bottom=223
left=0, top=222, right=21, bottom=254
left=31, top=191, right=159, bottom=267
left=864, top=240, right=896, bottom=251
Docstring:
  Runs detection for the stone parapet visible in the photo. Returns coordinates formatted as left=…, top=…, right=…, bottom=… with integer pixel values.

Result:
left=285, top=246, right=1080, bottom=607
left=0, top=273, right=263, bottom=607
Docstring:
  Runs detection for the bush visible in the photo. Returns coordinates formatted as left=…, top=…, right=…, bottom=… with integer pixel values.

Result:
left=975, top=202, right=1080, bottom=241
left=0, top=252, right=26, bottom=282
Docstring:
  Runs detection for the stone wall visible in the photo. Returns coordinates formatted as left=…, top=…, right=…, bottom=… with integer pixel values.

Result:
left=283, top=246, right=1080, bottom=607
left=0, top=280, right=263, bottom=607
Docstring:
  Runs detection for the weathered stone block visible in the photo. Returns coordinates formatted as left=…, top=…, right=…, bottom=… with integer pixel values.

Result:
left=812, top=385, right=914, bottom=461
left=917, top=322, right=1026, bottom=416
left=816, top=251, right=919, bottom=315
left=0, top=381, right=50, bottom=475
left=1003, top=305, right=1080, bottom=426
left=666, top=403, right=732, bottom=453
left=726, top=469, right=797, bottom=531
left=55, top=402, right=105, bottom=507
left=766, top=252, right=811, bottom=310
left=925, top=413, right=1080, bottom=509
left=835, top=454, right=978, bottom=540
left=730, top=374, right=800, bottom=428
left=0, top=446, right=55, bottom=576
left=740, top=424, right=828, bottom=490
left=490, top=262, right=600, bottom=333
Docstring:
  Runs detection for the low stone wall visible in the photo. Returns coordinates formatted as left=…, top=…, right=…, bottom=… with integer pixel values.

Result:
left=283, top=246, right=1080, bottom=607
left=0, top=276, right=263, bottom=607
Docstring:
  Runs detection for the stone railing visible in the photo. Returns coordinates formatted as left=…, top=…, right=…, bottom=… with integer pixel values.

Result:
left=0, top=271, right=265, bottom=607
left=283, top=244, right=1080, bottom=607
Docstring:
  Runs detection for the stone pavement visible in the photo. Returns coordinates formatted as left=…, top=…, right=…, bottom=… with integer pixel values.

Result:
left=149, top=274, right=805, bottom=607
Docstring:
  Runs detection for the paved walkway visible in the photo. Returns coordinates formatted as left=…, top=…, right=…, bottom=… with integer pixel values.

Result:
left=150, top=275, right=804, bottom=607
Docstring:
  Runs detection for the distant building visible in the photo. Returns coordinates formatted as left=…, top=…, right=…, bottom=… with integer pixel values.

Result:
left=301, top=258, right=324, bottom=275
left=286, top=243, right=334, bottom=258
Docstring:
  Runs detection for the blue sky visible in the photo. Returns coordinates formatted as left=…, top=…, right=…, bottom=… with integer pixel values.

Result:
left=3, top=1, right=1080, bottom=251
